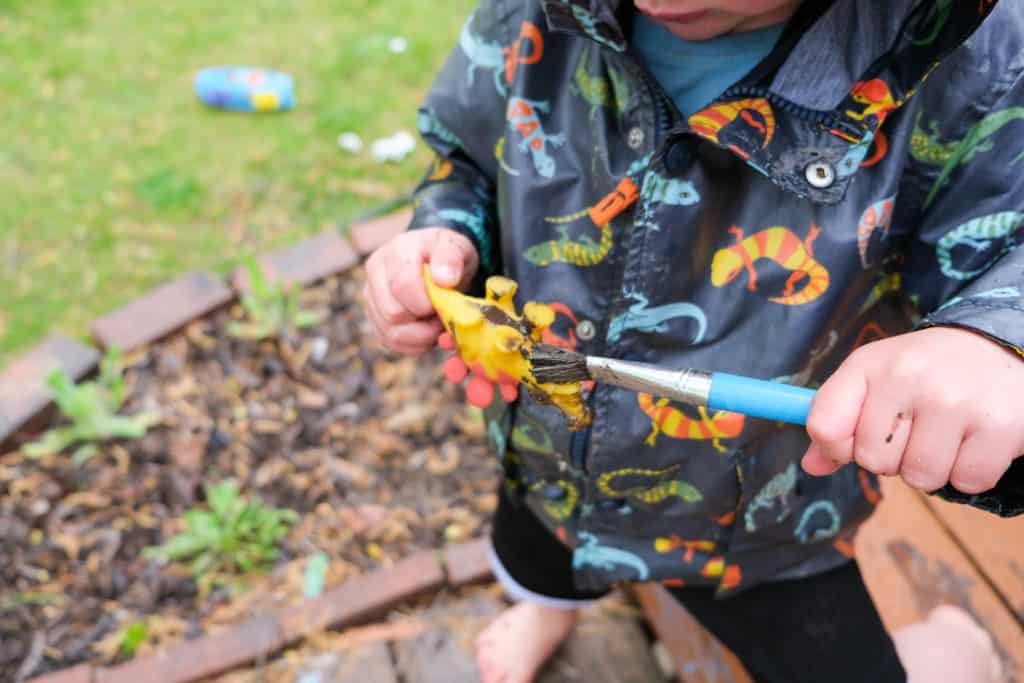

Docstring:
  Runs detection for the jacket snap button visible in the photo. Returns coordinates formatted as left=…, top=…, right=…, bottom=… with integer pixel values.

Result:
left=627, top=126, right=646, bottom=150
left=577, top=319, right=597, bottom=341
left=805, top=161, right=836, bottom=188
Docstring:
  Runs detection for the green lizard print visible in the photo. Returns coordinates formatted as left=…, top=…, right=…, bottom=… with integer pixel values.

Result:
left=911, top=0, right=952, bottom=46
left=744, top=463, right=797, bottom=532
left=525, top=209, right=613, bottom=267
left=572, top=48, right=630, bottom=120
left=910, top=114, right=961, bottom=165
left=530, top=480, right=579, bottom=520
left=597, top=465, right=703, bottom=505
left=937, top=211, right=1024, bottom=280
left=510, top=413, right=556, bottom=455
left=915, top=107, right=1024, bottom=207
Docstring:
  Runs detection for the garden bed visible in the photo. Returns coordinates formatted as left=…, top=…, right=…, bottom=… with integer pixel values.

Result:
left=0, top=267, right=500, bottom=681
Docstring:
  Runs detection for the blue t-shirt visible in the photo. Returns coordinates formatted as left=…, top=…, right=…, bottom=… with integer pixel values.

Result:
left=632, top=14, right=785, bottom=117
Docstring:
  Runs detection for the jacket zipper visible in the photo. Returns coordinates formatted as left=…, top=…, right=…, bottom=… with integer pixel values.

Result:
left=722, top=85, right=866, bottom=141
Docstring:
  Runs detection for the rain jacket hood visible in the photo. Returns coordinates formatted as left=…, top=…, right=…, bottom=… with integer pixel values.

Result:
left=408, top=0, right=1024, bottom=594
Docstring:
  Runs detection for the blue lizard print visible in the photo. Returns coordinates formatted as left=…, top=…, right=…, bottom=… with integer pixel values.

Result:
left=607, top=290, right=707, bottom=344
left=837, top=131, right=875, bottom=178
left=936, top=285, right=1022, bottom=312
left=507, top=97, right=566, bottom=178
left=573, top=531, right=650, bottom=580
left=937, top=211, right=1024, bottom=280
left=635, top=170, right=701, bottom=232
left=458, top=10, right=508, bottom=95
left=567, top=4, right=626, bottom=52
left=438, top=207, right=494, bottom=272
left=795, top=500, right=841, bottom=543
left=417, top=109, right=464, bottom=149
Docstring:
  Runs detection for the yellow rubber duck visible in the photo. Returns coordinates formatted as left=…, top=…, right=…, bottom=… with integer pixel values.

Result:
left=423, top=265, right=592, bottom=430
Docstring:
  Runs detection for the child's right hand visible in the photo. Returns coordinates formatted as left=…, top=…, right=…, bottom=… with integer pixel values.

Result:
left=363, top=227, right=479, bottom=354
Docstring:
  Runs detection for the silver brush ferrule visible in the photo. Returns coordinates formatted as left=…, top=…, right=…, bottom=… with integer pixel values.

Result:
left=585, top=356, right=712, bottom=407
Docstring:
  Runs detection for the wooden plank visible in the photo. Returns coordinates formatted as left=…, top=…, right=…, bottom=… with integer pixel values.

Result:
left=923, top=493, right=1024, bottom=623
left=537, top=599, right=668, bottom=683
left=393, top=594, right=502, bottom=683
left=631, top=585, right=752, bottom=683
left=333, top=644, right=399, bottom=683
left=855, top=478, right=1024, bottom=681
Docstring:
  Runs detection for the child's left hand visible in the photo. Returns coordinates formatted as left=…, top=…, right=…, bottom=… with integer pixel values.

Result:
left=802, top=326, right=1024, bottom=493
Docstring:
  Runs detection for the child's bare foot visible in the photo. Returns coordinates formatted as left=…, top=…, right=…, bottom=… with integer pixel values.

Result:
left=475, top=602, right=578, bottom=683
left=893, top=604, right=1003, bottom=683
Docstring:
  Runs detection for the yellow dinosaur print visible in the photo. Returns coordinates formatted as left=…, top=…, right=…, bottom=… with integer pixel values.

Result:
left=638, top=393, right=744, bottom=452
left=597, top=465, right=703, bottom=505
left=654, top=535, right=718, bottom=563
left=711, top=224, right=830, bottom=305
left=701, top=556, right=743, bottom=590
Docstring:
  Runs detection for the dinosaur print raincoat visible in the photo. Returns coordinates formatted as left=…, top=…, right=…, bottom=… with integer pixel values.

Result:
left=407, top=0, right=1024, bottom=595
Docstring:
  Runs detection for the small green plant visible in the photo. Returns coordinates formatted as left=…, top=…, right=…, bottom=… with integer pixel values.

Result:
left=24, top=348, right=159, bottom=464
left=227, top=256, right=323, bottom=341
left=145, top=480, right=298, bottom=590
left=119, top=621, right=148, bottom=659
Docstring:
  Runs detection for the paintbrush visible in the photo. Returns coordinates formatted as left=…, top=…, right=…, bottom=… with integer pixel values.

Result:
left=528, top=344, right=816, bottom=425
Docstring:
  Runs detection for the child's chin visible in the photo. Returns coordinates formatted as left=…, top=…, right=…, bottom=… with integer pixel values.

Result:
left=659, top=18, right=732, bottom=41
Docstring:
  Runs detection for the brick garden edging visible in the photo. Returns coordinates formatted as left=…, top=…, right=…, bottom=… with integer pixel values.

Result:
left=1, top=210, right=409, bottom=424
left=0, top=209, right=412, bottom=683
left=25, top=541, right=492, bottom=683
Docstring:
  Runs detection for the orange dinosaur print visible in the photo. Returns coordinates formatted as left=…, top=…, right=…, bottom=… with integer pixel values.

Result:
left=427, top=156, right=453, bottom=181
left=847, top=79, right=899, bottom=123
left=638, top=393, right=745, bottom=452
left=503, top=22, right=544, bottom=85
left=859, top=468, right=882, bottom=506
left=711, top=225, right=830, bottom=305
left=853, top=322, right=888, bottom=350
left=655, top=535, right=718, bottom=562
left=700, top=557, right=742, bottom=589
left=713, top=510, right=736, bottom=526
left=540, top=302, right=595, bottom=391
left=688, top=98, right=776, bottom=158
left=860, top=128, right=889, bottom=167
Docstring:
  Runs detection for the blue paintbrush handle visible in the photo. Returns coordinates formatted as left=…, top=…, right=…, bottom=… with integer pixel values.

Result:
left=708, top=373, right=815, bottom=425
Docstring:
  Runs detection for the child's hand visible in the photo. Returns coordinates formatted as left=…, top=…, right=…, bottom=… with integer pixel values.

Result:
left=363, top=227, right=479, bottom=354
left=802, top=327, right=1024, bottom=494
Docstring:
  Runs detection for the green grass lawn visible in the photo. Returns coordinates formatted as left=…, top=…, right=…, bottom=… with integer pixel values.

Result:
left=0, top=0, right=475, bottom=366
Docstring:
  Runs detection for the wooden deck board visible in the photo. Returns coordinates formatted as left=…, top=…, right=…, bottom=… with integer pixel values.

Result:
left=631, top=585, right=753, bottom=683
left=855, top=478, right=1024, bottom=682
left=922, top=494, right=1024, bottom=623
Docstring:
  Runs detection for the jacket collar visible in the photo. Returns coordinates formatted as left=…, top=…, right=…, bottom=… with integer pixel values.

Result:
left=541, top=0, right=1000, bottom=203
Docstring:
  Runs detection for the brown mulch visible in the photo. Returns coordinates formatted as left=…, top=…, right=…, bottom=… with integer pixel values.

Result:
left=0, top=267, right=500, bottom=682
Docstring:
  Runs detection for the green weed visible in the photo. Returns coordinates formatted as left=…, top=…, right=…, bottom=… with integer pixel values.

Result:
left=24, top=348, right=159, bottom=464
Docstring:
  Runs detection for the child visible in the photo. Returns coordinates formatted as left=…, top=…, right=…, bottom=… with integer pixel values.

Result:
left=364, top=1, right=1024, bottom=680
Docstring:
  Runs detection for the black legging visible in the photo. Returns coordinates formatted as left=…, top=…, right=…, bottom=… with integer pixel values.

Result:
left=491, top=485, right=906, bottom=682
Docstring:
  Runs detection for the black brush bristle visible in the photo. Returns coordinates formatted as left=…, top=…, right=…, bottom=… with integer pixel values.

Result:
left=528, top=344, right=592, bottom=384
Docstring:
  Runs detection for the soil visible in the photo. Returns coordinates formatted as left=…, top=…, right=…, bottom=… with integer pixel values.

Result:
left=0, top=267, right=500, bottom=682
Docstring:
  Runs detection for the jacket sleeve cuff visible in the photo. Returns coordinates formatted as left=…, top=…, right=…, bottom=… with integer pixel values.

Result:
left=918, top=301, right=1024, bottom=516
left=917, top=298, right=1024, bottom=360
left=407, top=181, right=500, bottom=296
left=931, top=457, right=1024, bottom=517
